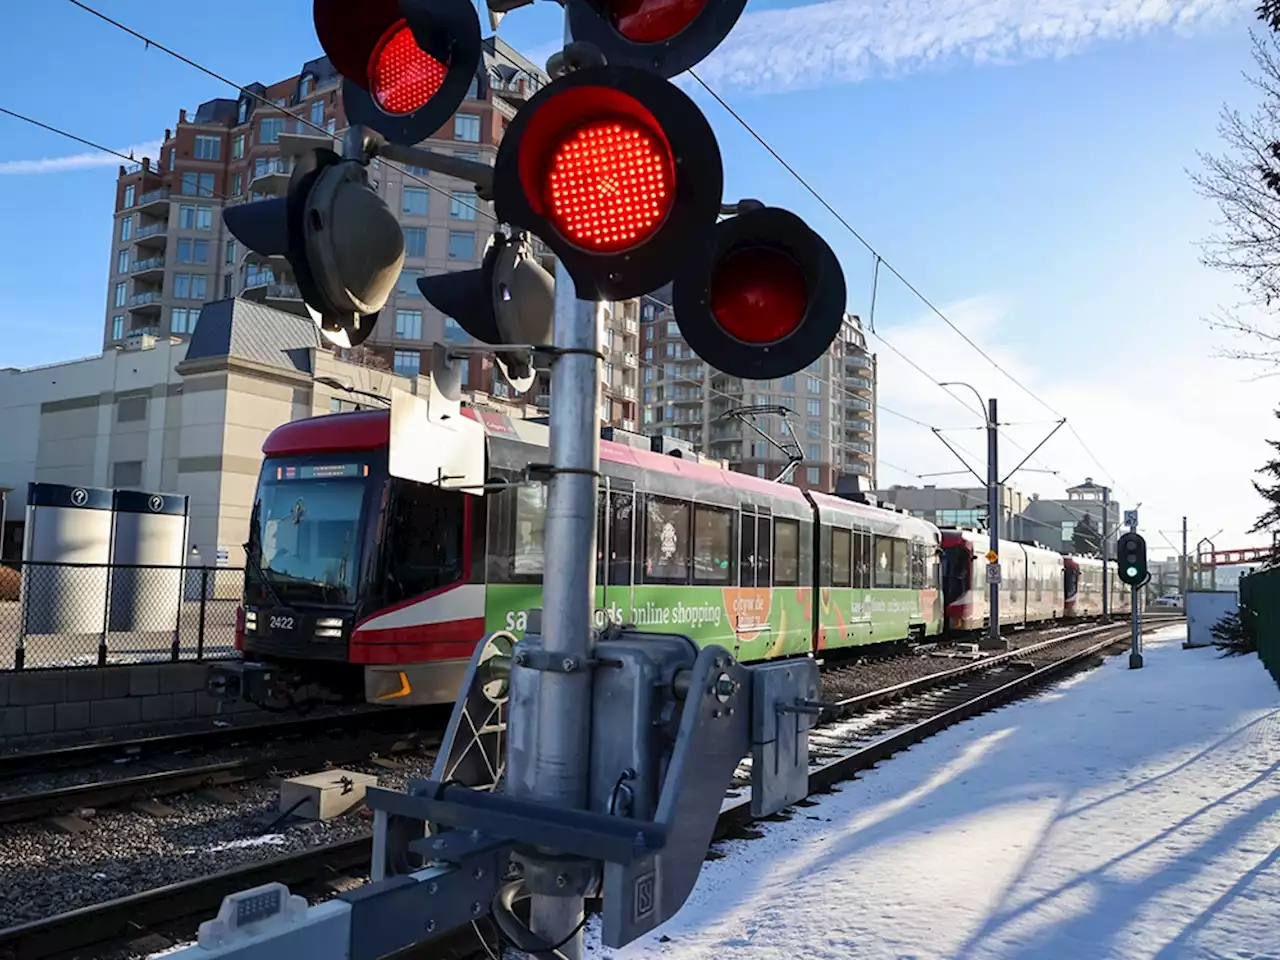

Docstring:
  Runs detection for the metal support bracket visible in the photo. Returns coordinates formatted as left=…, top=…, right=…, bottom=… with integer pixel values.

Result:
left=750, top=659, right=821, bottom=817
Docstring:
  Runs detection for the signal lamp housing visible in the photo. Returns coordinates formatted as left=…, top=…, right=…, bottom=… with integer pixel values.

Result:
left=566, top=0, right=749, bottom=79
left=493, top=64, right=723, bottom=301
left=417, top=231, right=554, bottom=393
left=671, top=205, right=847, bottom=380
left=1116, top=532, right=1149, bottom=587
left=223, top=148, right=405, bottom=349
left=313, top=0, right=481, bottom=146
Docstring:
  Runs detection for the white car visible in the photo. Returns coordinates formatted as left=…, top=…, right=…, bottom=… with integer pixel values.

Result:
left=1150, top=594, right=1183, bottom=609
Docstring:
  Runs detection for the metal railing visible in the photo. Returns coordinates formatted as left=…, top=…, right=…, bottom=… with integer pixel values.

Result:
left=0, top=562, right=243, bottom=671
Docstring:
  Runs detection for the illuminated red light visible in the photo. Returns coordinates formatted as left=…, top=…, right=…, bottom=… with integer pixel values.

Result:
left=606, top=0, right=709, bottom=43
left=710, top=246, right=808, bottom=344
left=545, top=120, right=674, bottom=252
left=368, top=19, right=448, bottom=116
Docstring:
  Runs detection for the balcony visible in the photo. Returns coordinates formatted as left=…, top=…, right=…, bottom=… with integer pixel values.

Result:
left=845, top=395, right=873, bottom=413
left=134, top=221, right=169, bottom=250
left=620, top=419, right=637, bottom=432
left=243, top=282, right=304, bottom=314
left=492, top=76, right=537, bottom=104
left=250, top=158, right=292, bottom=193
left=844, top=420, right=873, bottom=439
left=131, top=256, right=166, bottom=280
left=846, top=350, right=873, bottom=374
left=137, top=188, right=170, bottom=215
left=127, top=291, right=163, bottom=314
left=845, top=440, right=872, bottom=454
left=846, top=375, right=874, bottom=394
left=623, top=351, right=638, bottom=368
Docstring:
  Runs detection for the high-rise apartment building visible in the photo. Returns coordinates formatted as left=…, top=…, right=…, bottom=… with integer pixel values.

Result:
left=100, top=38, right=640, bottom=412
left=637, top=294, right=877, bottom=493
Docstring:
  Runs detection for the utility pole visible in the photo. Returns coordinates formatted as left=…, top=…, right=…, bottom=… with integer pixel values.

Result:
left=1101, top=486, right=1110, bottom=618
left=986, top=397, right=1002, bottom=649
left=1180, top=516, right=1188, bottom=597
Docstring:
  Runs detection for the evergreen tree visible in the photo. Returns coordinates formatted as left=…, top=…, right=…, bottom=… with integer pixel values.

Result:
left=1249, top=408, right=1280, bottom=564
left=1072, top=513, right=1102, bottom=556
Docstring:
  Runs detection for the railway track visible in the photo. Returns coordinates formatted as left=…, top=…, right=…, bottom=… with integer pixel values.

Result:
left=0, top=706, right=449, bottom=826
left=0, top=616, right=1181, bottom=960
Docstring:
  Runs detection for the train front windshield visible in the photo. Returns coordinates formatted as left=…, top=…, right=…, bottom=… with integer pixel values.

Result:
left=248, top=459, right=373, bottom=606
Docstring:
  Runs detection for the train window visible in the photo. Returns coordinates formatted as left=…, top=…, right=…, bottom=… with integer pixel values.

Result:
left=739, top=511, right=756, bottom=586
left=831, top=528, right=852, bottom=588
left=757, top=515, right=772, bottom=586
left=873, top=537, right=893, bottom=588
left=643, top=496, right=691, bottom=583
left=608, top=492, right=634, bottom=586
left=693, top=505, right=733, bottom=585
left=892, top=539, right=909, bottom=589
left=512, top=484, right=547, bottom=577
left=854, top=531, right=872, bottom=589
left=1035, top=563, right=1043, bottom=600
left=908, top=542, right=926, bottom=589
left=596, top=495, right=607, bottom=586
left=774, top=518, right=800, bottom=586
left=383, top=481, right=465, bottom=604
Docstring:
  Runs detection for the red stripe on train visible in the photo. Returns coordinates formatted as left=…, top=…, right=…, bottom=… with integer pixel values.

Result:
left=349, top=617, right=487, bottom=665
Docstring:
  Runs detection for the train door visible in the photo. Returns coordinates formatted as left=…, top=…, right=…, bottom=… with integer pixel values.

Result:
left=596, top=478, right=635, bottom=628
left=733, top=504, right=773, bottom=659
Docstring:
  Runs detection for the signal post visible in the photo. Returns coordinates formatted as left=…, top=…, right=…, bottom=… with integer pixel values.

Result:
left=1117, top=518, right=1148, bottom=670
left=180, top=1, right=851, bottom=959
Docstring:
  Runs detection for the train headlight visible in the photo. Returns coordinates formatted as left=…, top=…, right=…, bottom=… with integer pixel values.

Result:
left=244, top=609, right=258, bottom=632
left=316, top=616, right=344, bottom=639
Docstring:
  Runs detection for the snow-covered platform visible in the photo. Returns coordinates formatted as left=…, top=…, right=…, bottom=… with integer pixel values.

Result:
left=588, top=624, right=1280, bottom=960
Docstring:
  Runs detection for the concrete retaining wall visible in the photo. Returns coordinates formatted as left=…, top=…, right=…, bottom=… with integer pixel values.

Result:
left=0, top=662, right=260, bottom=746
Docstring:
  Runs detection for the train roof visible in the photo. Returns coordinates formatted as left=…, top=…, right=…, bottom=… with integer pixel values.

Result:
left=261, top=407, right=812, bottom=505
left=942, top=528, right=1065, bottom=561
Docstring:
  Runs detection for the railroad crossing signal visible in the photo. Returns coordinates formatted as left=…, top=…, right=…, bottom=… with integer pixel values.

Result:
left=1116, top=531, right=1148, bottom=586
left=223, top=148, right=405, bottom=348
left=564, top=0, right=750, bottom=78
left=314, top=0, right=482, bottom=146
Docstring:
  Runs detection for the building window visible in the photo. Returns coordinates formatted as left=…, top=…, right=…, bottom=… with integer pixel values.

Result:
left=231, top=172, right=243, bottom=195
left=665, top=321, right=679, bottom=336
left=403, top=227, right=427, bottom=258
left=326, top=118, right=336, bottom=135
left=112, top=461, right=144, bottom=488
left=238, top=99, right=249, bottom=124
left=300, top=74, right=314, bottom=97
left=806, top=399, right=821, bottom=417
left=123, top=185, right=135, bottom=208
left=779, top=375, right=795, bottom=391
left=260, top=117, right=284, bottom=143
left=454, top=113, right=481, bottom=142
left=180, top=171, right=215, bottom=197
left=114, top=282, right=127, bottom=307
left=466, top=75, right=480, bottom=98
left=444, top=318, right=469, bottom=342
left=193, top=135, right=220, bottom=160
left=394, top=349, right=420, bottom=377
left=395, top=309, right=422, bottom=340
left=807, top=376, right=821, bottom=393
left=173, top=273, right=208, bottom=300
left=179, top=205, right=213, bottom=230
left=171, top=307, right=198, bottom=334
left=450, top=190, right=477, bottom=220
left=226, top=240, right=237, bottom=264
left=223, top=272, right=233, bottom=298
left=397, top=270, right=424, bottom=298
left=232, top=134, right=244, bottom=159
left=117, top=250, right=130, bottom=274
left=329, top=397, right=342, bottom=413
left=120, top=216, right=133, bottom=241
left=402, top=187, right=429, bottom=216
left=806, top=443, right=819, bottom=461
left=310, top=99, right=324, bottom=126
left=806, top=467, right=820, bottom=485
left=168, top=148, right=175, bottom=171
left=936, top=509, right=985, bottom=529
left=1062, top=521, right=1075, bottom=542
left=111, top=316, right=125, bottom=340
left=448, top=231, right=474, bottom=259
left=176, top=238, right=210, bottom=264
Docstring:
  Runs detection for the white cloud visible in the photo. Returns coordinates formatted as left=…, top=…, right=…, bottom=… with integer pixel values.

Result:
left=0, top=141, right=163, bottom=176
left=867, top=294, right=1275, bottom=557
left=699, top=0, right=1248, bottom=94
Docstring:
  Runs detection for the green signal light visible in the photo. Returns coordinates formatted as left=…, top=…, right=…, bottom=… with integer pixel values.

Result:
left=1125, top=566, right=1139, bottom=578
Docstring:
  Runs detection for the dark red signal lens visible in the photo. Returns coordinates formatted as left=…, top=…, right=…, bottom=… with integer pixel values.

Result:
left=605, top=0, right=709, bottom=42
left=710, top=245, right=808, bottom=344
left=368, top=19, right=449, bottom=116
left=545, top=119, right=674, bottom=252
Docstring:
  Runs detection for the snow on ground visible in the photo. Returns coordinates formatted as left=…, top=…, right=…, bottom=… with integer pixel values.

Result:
left=587, top=626, right=1280, bottom=960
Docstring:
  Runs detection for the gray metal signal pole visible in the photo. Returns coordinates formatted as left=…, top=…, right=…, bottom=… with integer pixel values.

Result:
left=504, top=260, right=601, bottom=960
left=986, top=397, right=1001, bottom=649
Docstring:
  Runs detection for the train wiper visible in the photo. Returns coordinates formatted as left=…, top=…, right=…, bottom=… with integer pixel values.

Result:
left=243, top=541, right=288, bottom=609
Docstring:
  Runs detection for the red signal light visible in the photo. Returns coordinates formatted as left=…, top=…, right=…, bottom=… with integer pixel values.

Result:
left=606, top=0, right=710, bottom=43
left=546, top=121, right=674, bottom=252
left=369, top=19, right=449, bottom=116
left=710, top=246, right=807, bottom=344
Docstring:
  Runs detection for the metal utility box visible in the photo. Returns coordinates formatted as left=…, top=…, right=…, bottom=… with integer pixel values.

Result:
left=279, top=770, right=379, bottom=821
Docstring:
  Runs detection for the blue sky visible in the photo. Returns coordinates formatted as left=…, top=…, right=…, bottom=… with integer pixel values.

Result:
left=0, top=0, right=1270, bottom=552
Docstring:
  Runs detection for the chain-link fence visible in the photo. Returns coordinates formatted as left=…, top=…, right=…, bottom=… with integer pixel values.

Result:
left=0, top=562, right=243, bottom=670
left=1240, top=568, right=1280, bottom=685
